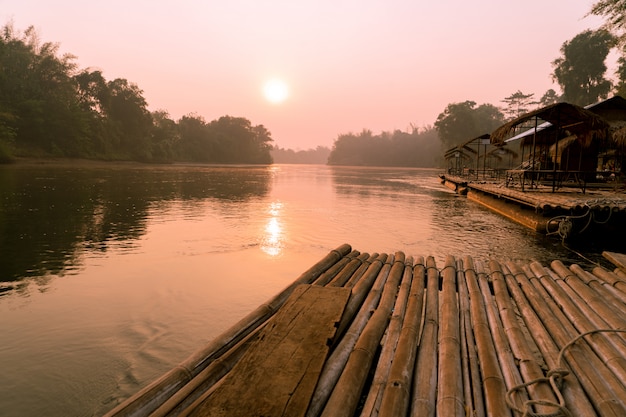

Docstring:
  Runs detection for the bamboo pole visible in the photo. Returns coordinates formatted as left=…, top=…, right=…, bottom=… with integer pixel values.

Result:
left=547, top=261, right=626, bottom=380
left=591, top=266, right=626, bottom=306
left=456, top=259, right=476, bottom=417
left=345, top=253, right=380, bottom=288
left=104, top=244, right=352, bottom=417
left=489, top=261, right=560, bottom=417
left=327, top=252, right=370, bottom=287
left=458, top=257, right=485, bottom=417
left=410, top=256, right=440, bottom=417
left=504, top=261, right=598, bottom=417
left=334, top=254, right=388, bottom=343
left=573, top=265, right=626, bottom=313
left=522, top=262, right=626, bottom=416
left=305, top=254, right=390, bottom=417
left=477, top=261, right=528, bottom=414
left=463, top=257, right=510, bottom=417
left=360, top=256, right=414, bottom=417
left=378, top=256, right=426, bottom=417
left=321, top=253, right=406, bottom=417
left=312, top=252, right=357, bottom=286
left=151, top=323, right=266, bottom=417
left=437, top=255, right=464, bottom=417
left=562, top=263, right=626, bottom=328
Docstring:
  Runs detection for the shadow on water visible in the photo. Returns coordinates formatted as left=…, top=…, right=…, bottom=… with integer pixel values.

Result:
left=0, top=165, right=272, bottom=287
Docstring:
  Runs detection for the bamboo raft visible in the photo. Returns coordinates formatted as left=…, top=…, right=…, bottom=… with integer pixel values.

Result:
left=104, top=244, right=626, bottom=417
left=439, top=174, right=626, bottom=236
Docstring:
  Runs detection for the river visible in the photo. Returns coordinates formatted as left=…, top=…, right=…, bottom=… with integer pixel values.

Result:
left=0, top=162, right=619, bottom=417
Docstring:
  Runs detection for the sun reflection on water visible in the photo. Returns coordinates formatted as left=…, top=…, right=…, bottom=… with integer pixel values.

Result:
left=261, top=202, right=284, bottom=256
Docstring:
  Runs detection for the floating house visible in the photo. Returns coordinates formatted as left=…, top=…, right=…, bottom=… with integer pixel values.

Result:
left=441, top=97, right=626, bottom=239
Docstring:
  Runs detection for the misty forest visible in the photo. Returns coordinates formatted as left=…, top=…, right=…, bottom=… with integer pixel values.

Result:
left=2, top=1, right=626, bottom=166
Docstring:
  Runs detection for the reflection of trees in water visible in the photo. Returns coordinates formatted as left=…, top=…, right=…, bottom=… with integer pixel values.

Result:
left=0, top=166, right=271, bottom=283
left=330, top=167, right=425, bottom=199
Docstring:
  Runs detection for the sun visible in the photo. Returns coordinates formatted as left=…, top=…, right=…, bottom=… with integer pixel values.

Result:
left=263, top=78, right=289, bottom=104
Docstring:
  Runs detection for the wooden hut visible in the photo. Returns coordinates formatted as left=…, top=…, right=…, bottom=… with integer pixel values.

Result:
left=491, top=102, right=610, bottom=191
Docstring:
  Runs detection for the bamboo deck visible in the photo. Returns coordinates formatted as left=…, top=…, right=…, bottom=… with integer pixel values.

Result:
left=440, top=174, right=626, bottom=236
left=105, top=244, right=626, bottom=417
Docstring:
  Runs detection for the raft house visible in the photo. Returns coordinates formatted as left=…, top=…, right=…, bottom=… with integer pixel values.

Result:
left=440, top=96, right=626, bottom=240
left=103, top=244, right=626, bottom=417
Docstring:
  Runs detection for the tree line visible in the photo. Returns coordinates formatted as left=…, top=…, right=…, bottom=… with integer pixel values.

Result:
left=329, top=2, right=626, bottom=165
left=3, top=0, right=626, bottom=167
left=0, top=23, right=273, bottom=164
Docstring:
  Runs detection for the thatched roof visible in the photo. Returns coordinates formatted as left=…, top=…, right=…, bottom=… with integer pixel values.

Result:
left=444, top=133, right=490, bottom=159
left=491, top=102, right=609, bottom=147
left=611, top=125, right=626, bottom=148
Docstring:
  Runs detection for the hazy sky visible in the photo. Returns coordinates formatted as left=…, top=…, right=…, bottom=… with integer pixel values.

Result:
left=2, top=1, right=609, bottom=150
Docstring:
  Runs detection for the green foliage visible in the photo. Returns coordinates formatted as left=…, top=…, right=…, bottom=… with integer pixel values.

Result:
left=271, top=146, right=331, bottom=164
left=590, top=0, right=626, bottom=37
left=327, top=127, right=440, bottom=167
left=434, top=101, right=504, bottom=148
left=0, top=22, right=274, bottom=165
left=552, top=29, right=615, bottom=106
left=501, top=91, right=537, bottom=120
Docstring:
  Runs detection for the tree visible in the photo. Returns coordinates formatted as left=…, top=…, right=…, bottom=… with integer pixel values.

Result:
left=589, top=1, right=626, bottom=39
left=501, top=90, right=537, bottom=120
left=539, top=89, right=560, bottom=107
left=434, top=101, right=505, bottom=148
left=552, top=29, right=615, bottom=106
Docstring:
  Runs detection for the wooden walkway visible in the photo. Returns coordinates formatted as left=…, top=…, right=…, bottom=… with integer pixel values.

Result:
left=105, top=244, right=626, bottom=417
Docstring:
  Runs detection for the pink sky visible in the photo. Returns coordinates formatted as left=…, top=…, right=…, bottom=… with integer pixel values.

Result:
left=2, top=1, right=608, bottom=150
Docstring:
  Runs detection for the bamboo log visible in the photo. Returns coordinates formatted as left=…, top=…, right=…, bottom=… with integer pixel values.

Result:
left=321, top=253, right=406, bottom=417
left=562, top=263, right=626, bottom=329
left=151, top=323, right=265, bottom=417
left=591, top=266, right=626, bottom=306
left=477, top=261, right=528, bottom=413
left=456, top=260, right=475, bottom=417
left=436, top=255, right=464, bottom=417
left=360, top=256, right=414, bottom=417
left=305, top=255, right=390, bottom=417
left=312, top=253, right=356, bottom=286
left=333, top=254, right=388, bottom=343
left=602, top=251, right=626, bottom=275
left=458, top=257, right=485, bottom=417
left=327, top=252, right=370, bottom=287
left=547, top=261, right=626, bottom=382
left=489, top=261, right=559, bottom=417
left=410, top=256, right=440, bottom=417
left=104, top=244, right=352, bottom=417
left=463, top=257, right=510, bottom=417
left=345, top=253, right=380, bottom=288
left=523, top=262, right=626, bottom=416
left=574, top=265, right=626, bottom=312
left=504, top=261, right=598, bottom=417
left=378, top=256, right=426, bottom=417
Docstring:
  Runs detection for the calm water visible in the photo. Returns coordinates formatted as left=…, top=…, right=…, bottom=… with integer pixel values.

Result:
left=0, top=163, right=619, bottom=417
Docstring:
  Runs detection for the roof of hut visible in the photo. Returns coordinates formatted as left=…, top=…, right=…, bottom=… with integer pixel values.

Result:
left=491, top=102, right=609, bottom=147
left=444, top=134, right=490, bottom=159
